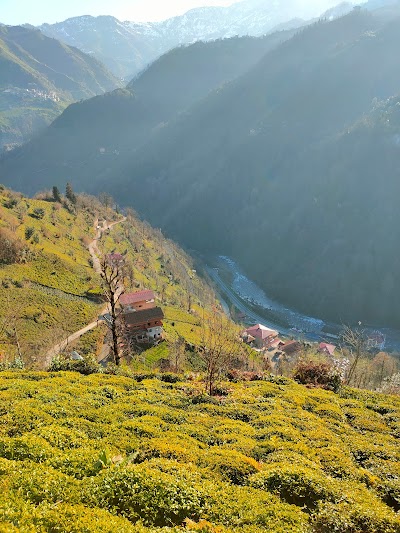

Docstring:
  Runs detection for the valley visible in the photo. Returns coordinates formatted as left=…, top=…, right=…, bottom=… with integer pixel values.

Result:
left=1, top=1, right=400, bottom=531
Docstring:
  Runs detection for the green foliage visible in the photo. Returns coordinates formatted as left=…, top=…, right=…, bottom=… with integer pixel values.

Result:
left=0, top=372, right=398, bottom=532
left=49, top=353, right=102, bottom=375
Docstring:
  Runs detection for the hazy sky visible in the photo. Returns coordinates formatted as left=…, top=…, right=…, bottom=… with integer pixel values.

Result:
left=0, top=0, right=337, bottom=26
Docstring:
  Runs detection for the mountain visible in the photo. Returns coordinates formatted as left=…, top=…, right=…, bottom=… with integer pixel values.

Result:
left=38, top=1, right=343, bottom=79
left=4, top=10, right=400, bottom=327
left=0, top=25, right=120, bottom=150
left=39, top=15, right=161, bottom=80
left=0, top=31, right=297, bottom=192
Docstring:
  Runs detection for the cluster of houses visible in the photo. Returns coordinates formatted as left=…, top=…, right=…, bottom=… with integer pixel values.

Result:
left=119, top=289, right=164, bottom=345
left=242, top=323, right=340, bottom=368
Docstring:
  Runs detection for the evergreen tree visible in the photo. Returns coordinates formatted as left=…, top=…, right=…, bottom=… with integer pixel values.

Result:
left=65, top=182, right=76, bottom=204
left=52, top=186, right=62, bottom=203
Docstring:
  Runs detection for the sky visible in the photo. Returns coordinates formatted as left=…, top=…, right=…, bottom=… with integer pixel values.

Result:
left=0, top=0, right=334, bottom=26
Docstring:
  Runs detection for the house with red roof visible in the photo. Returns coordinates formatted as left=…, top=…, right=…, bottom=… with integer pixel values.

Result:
left=243, top=324, right=279, bottom=348
left=318, top=343, right=336, bottom=356
left=119, top=289, right=163, bottom=344
left=120, top=290, right=156, bottom=313
left=124, top=307, right=164, bottom=344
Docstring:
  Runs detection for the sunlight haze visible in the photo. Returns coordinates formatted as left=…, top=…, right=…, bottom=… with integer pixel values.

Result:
left=2, top=0, right=347, bottom=25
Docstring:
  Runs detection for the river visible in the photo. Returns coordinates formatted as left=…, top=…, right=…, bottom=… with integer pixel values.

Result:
left=206, top=255, right=400, bottom=352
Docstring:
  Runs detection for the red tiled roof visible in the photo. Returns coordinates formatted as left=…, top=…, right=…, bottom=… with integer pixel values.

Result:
left=245, top=324, right=278, bottom=340
left=319, top=343, right=336, bottom=356
left=124, top=307, right=164, bottom=327
left=120, top=290, right=155, bottom=306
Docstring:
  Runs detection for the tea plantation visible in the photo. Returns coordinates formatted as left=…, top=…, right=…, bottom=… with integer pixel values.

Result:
left=0, top=371, right=399, bottom=532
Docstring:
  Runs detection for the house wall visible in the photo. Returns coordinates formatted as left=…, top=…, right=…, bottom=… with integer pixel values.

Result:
left=123, top=300, right=155, bottom=313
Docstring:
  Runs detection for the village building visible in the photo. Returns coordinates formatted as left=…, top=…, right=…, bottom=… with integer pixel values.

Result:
left=120, top=290, right=156, bottom=313
left=124, top=307, right=164, bottom=344
left=119, top=289, right=164, bottom=344
left=243, top=324, right=279, bottom=348
left=318, top=342, right=336, bottom=356
left=367, top=331, right=386, bottom=351
left=280, top=340, right=302, bottom=356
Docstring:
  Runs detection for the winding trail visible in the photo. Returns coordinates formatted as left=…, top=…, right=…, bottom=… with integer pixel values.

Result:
left=44, top=216, right=126, bottom=367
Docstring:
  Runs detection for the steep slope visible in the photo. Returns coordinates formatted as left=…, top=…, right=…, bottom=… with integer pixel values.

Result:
left=4, top=11, right=400, bottom=326
left=0, top=186, right=214, bottom=367
left=0, top=32, right=296, bottom=193
left=0, top=25, right=119, bottom=149
left=100, top=10, right=400, bottom=327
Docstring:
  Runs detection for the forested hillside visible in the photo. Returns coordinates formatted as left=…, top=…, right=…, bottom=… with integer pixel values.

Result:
left=0, top=25, right=119, bottom=149
left=4, top=10, right=400, bottom=325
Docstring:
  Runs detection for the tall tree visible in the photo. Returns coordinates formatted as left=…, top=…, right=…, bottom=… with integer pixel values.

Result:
left=52, top=186, right=62, bottom=203
left=65, top=182, right=77, bottom=204
left=100, top=255, right=126, bottom=366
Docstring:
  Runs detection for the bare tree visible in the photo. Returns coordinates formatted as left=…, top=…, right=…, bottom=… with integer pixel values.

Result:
left=340, top=324, right=368, bottom=385
left=100, top=256, right=126, bottom=366
left=199, top=310, right=244, bottom=395
left=170, top=336, right=187, bottom=373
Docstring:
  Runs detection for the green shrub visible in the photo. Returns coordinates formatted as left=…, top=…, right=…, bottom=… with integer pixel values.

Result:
left=250, top=464, right=340, bottom=509
left=49, top=354, right=102, bottom=375
left=85, top=462, right=208, bottom=526
left=200, top=449, right=260, bottom=484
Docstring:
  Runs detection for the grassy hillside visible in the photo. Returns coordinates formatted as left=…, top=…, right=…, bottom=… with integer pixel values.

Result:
left=0, top=186, right=215, bottom=368
left=0, top=371, right=399, bottom=532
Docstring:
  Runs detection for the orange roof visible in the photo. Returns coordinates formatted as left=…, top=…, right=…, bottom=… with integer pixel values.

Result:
left=120, top=290, right=155, bottom=305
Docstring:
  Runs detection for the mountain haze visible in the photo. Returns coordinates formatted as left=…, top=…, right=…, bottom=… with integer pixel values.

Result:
left=38, top=0, right=347, bottom=79
left=3, top=9, right=400, bottom=326
left=0, top=31, right=297, bottom=190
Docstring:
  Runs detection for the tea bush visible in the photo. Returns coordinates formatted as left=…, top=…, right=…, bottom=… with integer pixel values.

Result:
left=0, top=371, right=398, bottom=532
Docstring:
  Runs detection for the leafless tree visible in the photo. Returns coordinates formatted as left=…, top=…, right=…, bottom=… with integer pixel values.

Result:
left=199, top=310, right=245, bottom=395
left=340, top=324, right=368, bottom=385
left=170, top=336, right=187, bottom=373
left=100, top=256, right=126, bottom=366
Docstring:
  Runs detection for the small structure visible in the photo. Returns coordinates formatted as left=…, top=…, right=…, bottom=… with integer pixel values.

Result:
left=280, top=340, right=302, bottom=356
left=318, top=343, right=336, bottom=356
left=120, top=290, right=156, bottom=313
left=270, top=338, right=285, bottom=350
left=124, top=307, right=164, bottom=343
left=243, top=324, right=279, bottom=348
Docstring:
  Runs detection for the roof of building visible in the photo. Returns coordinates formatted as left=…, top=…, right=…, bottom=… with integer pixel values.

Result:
left=245, top=324, right=278, bottom=340
left=120, top=290, right=156, bottom=306
left=281, top=340, right=302, bottom=354
left=319, top=342, right=336, bottom=356
left=124, top=307, right=164, bottom=327
left=270, top=338, right=284, bottom=349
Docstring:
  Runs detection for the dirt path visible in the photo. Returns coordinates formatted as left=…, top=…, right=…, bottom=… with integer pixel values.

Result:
left=44, top=216, right=126, bottom=367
